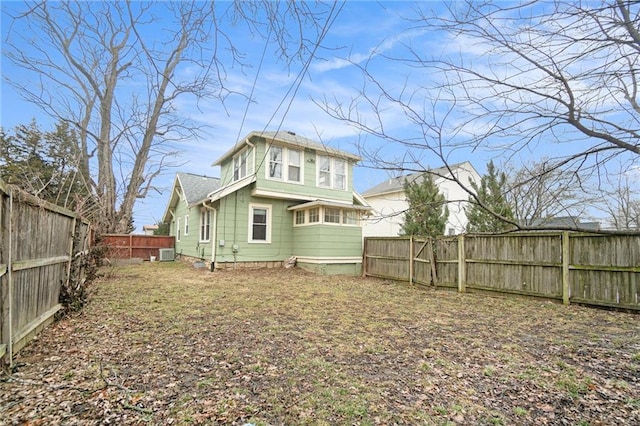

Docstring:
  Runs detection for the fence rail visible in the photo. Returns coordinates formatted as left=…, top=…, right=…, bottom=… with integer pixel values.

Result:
left=363, top=233, right=640, bottom=311
left=0, top=180, right=91, bottom=365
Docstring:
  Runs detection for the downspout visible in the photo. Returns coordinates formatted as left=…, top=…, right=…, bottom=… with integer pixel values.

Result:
left=202, top=202, right=217, bottom=272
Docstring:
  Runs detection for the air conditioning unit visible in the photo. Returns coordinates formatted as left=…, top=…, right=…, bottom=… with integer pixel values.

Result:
left=158, top=248, right=175, bottom=262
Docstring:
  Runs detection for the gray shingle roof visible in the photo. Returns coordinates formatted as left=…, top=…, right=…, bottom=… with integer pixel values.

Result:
left=213, top=130, right=361, bottom=165
left=362, top=162, right=471, bottom=197
left=177, top=172, right=221, bottom=206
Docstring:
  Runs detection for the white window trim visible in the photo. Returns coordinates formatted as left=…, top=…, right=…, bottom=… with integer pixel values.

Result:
left=294, top=210, right=306, bottom=226
left=200, top=210, right=211, bottom=242
left=265, top=145, right=304, bottom=184
left=316, top=155, right=348, bottom=190
left=292, top=206, right=359, bottom=227
left=184, top=214, right=189, bottom=235
left=248, top=203, right=272, bottom=244
left=233, top=146, right=253, bottom=182
left=176, top=217, right=181, bottom=242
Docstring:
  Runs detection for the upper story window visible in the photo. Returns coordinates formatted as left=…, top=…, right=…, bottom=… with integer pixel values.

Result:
left=317, top=155, right=347, bottom=190
left=233, top=148, right=250, bottom=181
left=267, top=146, right=302, bottom=183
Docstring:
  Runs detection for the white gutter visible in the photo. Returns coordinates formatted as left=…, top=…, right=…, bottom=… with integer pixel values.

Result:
left=202, top=202, right=217, bottom=271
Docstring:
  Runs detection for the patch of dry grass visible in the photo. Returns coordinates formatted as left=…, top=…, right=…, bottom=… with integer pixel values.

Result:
left=1, top=261, right=638, bottom=425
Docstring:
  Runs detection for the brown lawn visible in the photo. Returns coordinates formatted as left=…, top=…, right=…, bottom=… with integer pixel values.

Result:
left=1, top=261, right=638, bottom=425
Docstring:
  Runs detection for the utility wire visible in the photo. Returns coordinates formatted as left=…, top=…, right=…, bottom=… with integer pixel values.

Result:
left=252, top=1, right=346, bottom=177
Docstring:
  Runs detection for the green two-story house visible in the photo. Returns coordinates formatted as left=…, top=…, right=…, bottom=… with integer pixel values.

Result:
left=164, top=130, right=370, bottom=275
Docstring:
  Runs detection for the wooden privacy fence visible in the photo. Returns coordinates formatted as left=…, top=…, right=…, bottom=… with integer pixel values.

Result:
left=363, top=233, right=640, bottom=311
left=0, top=180, right=91, bottom=365
left=101, top=234, right=174, bottom=260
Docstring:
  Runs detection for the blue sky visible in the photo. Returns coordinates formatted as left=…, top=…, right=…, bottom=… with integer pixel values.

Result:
left=2, top=1, right=470, bottom=231
left=3, top=1, right=635, bottom=230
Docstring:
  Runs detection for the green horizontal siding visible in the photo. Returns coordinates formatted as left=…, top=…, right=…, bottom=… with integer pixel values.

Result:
left=292, top=225, right=362, bottom=257
left=214, top=189, right=294, bottom=263
left=252, top=138, right=355, bottom=203
left=171, top=203, right=213, bottom=260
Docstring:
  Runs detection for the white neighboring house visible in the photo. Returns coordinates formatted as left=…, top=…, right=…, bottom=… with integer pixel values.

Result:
left=361, top=161, right=481, bottom=237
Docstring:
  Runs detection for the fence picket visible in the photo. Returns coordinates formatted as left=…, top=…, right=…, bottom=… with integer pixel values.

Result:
left=364, top=233, right=640, bottom=311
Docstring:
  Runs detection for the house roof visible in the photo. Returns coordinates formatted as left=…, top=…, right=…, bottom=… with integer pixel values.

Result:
left=161, top=173, right=221, bottom=222
left=213, top=130, right=361, bottom=166
left=177, top=172, right=221, bottom=206
left=287, top=199, right=371, bottom=211
left=524, top=216, right=601, bottom=231
left=362, top=161, right=477, bottom=197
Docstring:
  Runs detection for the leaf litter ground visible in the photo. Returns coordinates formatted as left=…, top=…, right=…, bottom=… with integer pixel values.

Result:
left=1, top=261, right=638, bottom=425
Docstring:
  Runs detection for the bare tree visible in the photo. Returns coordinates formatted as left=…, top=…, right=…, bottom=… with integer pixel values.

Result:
left=596, top=168, right=640, bottom=230
left=3, top=1, right=339, bottom=233
left=319, top=0, right=640, bottom=232
left=505, top=159, right=593, bottom=225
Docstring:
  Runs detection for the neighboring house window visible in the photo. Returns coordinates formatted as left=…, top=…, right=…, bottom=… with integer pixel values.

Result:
left=176, top=217, right=181, bottom=242
left=317, top=155, right=347, bottom=190
left=233, top=148, right=250, bottom=181
left=447, top=227, right=456, bottom=236
left=249, top=203, right=271, bottom=243
left=308, top=207, right=319, bottom=223
left=200, top=210, right=211, bottom=242
left=184, top=215, right=189, bottom=235
left=295, top=210, right=305, bottom=225
left=267, top=146, right=302, bottom=183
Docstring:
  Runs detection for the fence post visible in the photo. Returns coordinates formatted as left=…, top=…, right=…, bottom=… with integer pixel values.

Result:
left=409, top=236, right=414, bottom=285
left=562, top=231, right=570, bottom=305
left=458, top=234, right=466, bottom=293
left=6, top=187, right=14, bottom=366
left=361, top=237, right=367, bottom=277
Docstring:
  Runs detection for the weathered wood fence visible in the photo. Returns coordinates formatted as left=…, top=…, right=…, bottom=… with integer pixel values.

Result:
left=363, top=233, right=640, bottom=311
left=0, top=180, right=91, bottom=365
left=101, top=234, right=174, bottom=261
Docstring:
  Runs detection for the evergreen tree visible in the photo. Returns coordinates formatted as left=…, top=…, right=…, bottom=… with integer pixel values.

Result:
left=0, top=120, right=91, bottom=213
left=466, top=161, right=515, bottom=233
left=154, top=221, right=171, bottom=236
left=400, top=173, right=449, bottom=237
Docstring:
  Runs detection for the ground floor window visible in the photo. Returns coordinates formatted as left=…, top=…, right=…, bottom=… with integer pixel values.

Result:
left=292, top=205, right=360, bottom=227
left=249, top=203, right=272, bottom=243
left=200, top=210, right=211, bottom=242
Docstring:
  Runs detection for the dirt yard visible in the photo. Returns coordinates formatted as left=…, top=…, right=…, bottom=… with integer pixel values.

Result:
left=1, top=261, right=638, bottom=425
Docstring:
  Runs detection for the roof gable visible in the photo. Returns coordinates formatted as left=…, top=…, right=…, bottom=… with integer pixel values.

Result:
left=162, top=173, right=221, bottom=223
left=177, top=172, right=221, bottom=205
